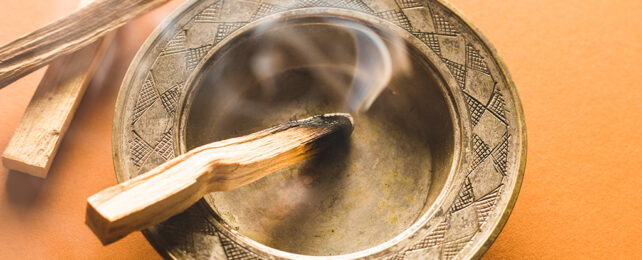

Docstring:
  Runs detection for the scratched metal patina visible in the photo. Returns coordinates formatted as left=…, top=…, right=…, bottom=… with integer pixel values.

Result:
left=113, top=0, right=526, bottom=259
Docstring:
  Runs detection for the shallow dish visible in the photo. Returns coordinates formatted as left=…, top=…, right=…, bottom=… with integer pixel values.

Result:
left=113, top=0, right=526, bottom=259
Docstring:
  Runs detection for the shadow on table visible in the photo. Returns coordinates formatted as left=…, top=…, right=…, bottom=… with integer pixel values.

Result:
left=5, top=171, right=44, bottom=207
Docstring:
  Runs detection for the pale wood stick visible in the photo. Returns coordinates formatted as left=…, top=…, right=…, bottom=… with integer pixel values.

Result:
left=1, top=0, right=114, bottom=179
left=86, top=114, right=354, bottom=245
left=0, top=0, right=169, bottom=89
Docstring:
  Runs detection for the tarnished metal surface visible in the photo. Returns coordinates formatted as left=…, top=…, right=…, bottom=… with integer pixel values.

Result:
left=112, top=0, right=526, bottom=259
left=183, top=19, right=452, bottom=254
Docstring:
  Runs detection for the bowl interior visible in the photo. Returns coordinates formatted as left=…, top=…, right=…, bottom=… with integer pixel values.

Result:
left=180, top=16, right=456, bottom=256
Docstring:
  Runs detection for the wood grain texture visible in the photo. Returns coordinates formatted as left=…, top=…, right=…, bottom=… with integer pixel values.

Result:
left=2, top=33, right=113, bottom=178
left=0, top=0, right=640, bottom=258
left=86, top=114, right=353, bottom=245
left=0, top=0, right=169, bottom=89
left=0, top=0, right=186, bottom=258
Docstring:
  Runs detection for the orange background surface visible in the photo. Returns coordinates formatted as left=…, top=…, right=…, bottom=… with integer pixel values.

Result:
left=0, top=0, right=640, bottom=259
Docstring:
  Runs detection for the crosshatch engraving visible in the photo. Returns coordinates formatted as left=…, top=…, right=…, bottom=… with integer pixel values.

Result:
left=116, top=0, right=521, bottom=259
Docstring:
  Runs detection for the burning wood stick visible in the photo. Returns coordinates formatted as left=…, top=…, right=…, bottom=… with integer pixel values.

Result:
left=86, top=113, right=354, bottom=245
left=0, top=0, right=169, bottom=89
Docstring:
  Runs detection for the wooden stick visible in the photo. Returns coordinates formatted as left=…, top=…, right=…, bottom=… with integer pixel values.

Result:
left=86, top=114, right=354, bottom=245
left=1, top=0, right=114, bottom=179
left=0, top=0, right=169, bottom=89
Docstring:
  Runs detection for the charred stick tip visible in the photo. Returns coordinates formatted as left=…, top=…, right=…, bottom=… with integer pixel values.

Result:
left=292, top=113, right=354, bottom=153
left=295, top=113, right=354, bottom=133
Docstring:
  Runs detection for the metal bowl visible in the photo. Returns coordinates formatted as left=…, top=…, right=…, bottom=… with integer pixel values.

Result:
left=113, top=0, right=526, bottom=259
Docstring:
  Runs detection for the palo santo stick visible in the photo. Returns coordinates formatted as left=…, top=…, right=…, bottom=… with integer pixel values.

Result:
left=0, top=0, right=169, bottom=89
left=86, top=113, right=354, bottom=245
left=1, top=0, right=114, bottom=178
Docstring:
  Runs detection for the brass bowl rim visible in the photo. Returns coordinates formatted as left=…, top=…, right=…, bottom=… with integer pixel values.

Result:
left=111, top=0, right=527, bottom=258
